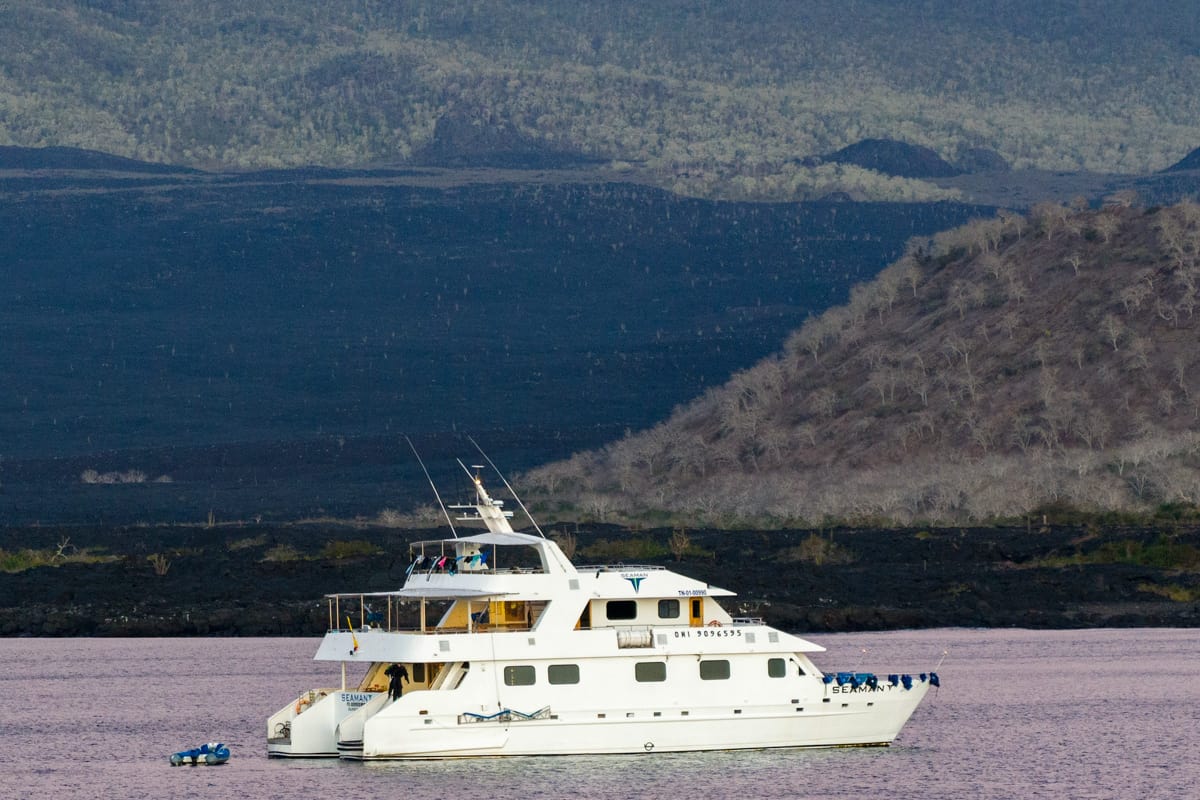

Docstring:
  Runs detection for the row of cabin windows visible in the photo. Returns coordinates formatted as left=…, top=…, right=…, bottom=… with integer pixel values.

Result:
left=605, top=599, right=681, bottom=621
left=503, top=664, right=578, bottom=686
left=502, top=658, right=790, bottom=686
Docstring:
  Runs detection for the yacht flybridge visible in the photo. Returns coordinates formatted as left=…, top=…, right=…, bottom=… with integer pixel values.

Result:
left=267, top=466, right=937, bottom=759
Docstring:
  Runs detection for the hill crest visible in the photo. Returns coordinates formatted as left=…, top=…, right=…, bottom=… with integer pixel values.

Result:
left=526, top=200, right=1200, bottom=524
left=813, top=139, right=964, bottom=179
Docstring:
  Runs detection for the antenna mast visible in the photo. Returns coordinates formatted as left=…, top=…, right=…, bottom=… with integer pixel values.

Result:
left=405, top=436, right=457, bottom=538
left=467, top=435, right=546, bottom=538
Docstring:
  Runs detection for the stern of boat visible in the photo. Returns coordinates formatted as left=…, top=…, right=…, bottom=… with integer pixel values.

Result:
left=267, top=688, right=382, bottom=758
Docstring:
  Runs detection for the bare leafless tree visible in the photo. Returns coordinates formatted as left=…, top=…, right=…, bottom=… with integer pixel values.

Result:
left=807, top=387, right=837, bottom=418
left=1125, top=335, right=1151, bottom=370
left=1093, top=212, right=1120, bottom=243
left=1100, top=314, right=1123, bottom=350
left=902, top=259, right=923, bottom=297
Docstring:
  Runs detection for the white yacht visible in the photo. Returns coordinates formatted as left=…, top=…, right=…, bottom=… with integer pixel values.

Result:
left=267, top=467, right=937, bottom=759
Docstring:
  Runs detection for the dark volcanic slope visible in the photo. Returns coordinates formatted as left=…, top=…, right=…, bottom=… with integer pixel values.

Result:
left=0, top=145, right=191, bottom=173
left=822, top=139, right=964, bottom=179
left=0, top=168, right=989, bottom=523
left=1164, top=146, right=1200, bottom=172
left=2, top=521, right=1197, bottom=636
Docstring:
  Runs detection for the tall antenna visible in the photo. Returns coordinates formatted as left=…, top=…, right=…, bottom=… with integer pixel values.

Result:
left=467, top=435, right=546, bottom=538
left=405, top=436, right=457, bottom=538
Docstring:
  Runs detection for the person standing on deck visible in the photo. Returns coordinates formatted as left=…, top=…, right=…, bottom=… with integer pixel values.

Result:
left=385, top=663, right=409, bottom=701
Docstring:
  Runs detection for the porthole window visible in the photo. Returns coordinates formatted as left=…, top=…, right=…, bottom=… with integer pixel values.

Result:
left=503, top=665, right=536, bottom=686
left=548, top=664, right=580, bottom=685
left=606, top=600, right=638, bottom=620
left=635, top=662, right=667, bottom=682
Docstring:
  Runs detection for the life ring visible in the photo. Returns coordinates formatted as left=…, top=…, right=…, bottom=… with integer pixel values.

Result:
left=707, top=620, right=722, bottom=627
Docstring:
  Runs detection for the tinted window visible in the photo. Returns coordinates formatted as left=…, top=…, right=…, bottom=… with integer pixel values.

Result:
left=635, top=662, right=667, bottom=682
left=657, top=599, right=680, bottom=619
left=767, top=658, right=786, bottom=678
left=503, top=665, right=535, bottom=686
left=548, top=664, right=580, bottom=685
left=699, top=660, right=730, bottom=680
left=606, top=600, right=637, bottom=620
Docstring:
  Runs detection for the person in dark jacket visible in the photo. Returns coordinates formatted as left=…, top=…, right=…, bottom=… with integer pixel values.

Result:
left=384, top=663, right=409, bottom=701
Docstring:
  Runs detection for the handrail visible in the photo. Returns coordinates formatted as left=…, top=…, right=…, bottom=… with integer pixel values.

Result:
left=575, top=564, right=668, bottom=572
left=327, top=624, right=535, bottom=636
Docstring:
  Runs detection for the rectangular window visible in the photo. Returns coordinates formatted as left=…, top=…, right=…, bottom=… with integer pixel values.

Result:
left=657, top=599, right=680, bottom=619
left=547, top=664, right=580, bottom=685
left=767, top=658, right=786, bottom=678
left=635, top=662, right=667, bottom=682
left=503, top=665, right=536, bottom=686
left=606, top=600, right=638, bottom=620
left=413, top=663, right=427, bottom=683
left=699, top=660, right=730, bottom=680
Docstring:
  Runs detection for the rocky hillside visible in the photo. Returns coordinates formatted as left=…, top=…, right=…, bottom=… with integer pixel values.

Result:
left=525, top=199, right=1200, bottom=524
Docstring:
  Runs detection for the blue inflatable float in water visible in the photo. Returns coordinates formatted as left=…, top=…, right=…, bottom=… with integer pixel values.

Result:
left=169, top=742, right=230, bottom=766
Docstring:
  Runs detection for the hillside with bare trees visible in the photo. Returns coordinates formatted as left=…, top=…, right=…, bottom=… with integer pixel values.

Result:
left=524, top=199, right=1200, bottom=524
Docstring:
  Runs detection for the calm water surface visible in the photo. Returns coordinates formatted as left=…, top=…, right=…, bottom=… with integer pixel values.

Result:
left=2, top=629, right=1197, bottom=799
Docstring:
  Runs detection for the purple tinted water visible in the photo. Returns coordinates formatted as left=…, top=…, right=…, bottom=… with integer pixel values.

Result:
left=2, top=629, right=1197, bottom=800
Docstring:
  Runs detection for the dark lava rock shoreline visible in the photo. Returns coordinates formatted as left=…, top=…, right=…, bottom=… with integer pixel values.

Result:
left=2, top=522, right=1199, bottom=636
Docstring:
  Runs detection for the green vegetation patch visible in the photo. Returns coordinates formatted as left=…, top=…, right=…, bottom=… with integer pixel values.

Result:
left=261, top=544, right=304, bottom=563
left=1137, top=582, right=1200, bottom=602
left=227, top=534, right=268, bottom=551
left=778, top=534, right=856, bottom=566
left=1036, top=535, right=1200, bottom=570
left=320, top=539, right=382, bottom=560
left=580, top=537, right=668, bottom=562
left=0, top=546, right=118, bottom=573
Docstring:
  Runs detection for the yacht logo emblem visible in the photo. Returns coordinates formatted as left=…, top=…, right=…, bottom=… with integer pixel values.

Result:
left=624, top=576, right=644, bottom=593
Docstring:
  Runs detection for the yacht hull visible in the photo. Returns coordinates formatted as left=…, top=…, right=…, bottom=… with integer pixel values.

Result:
left=354, top=683, right=929, bottom=759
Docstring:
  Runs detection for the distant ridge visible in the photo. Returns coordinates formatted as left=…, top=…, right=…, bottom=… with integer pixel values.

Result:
left=412, top=107, right=603, bottom=169
left=1164, top=146, right=1200, bottom=172
left=3, top=2, right=1200, bottom=200
left=0, top=145, right=192, bottom=173
left=817, top=139, right=964, bottom=179
left=955, top=147, right=1011, bottom=174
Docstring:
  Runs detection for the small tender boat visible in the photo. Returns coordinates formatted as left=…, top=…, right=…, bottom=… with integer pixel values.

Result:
left=169, top=742, right=230, bottom=766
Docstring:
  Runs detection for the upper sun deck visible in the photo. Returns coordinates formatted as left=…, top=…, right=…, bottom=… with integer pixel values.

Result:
left=407, top=530, right=576, bottom=580
left=398, top=531, right=732, bottom=602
